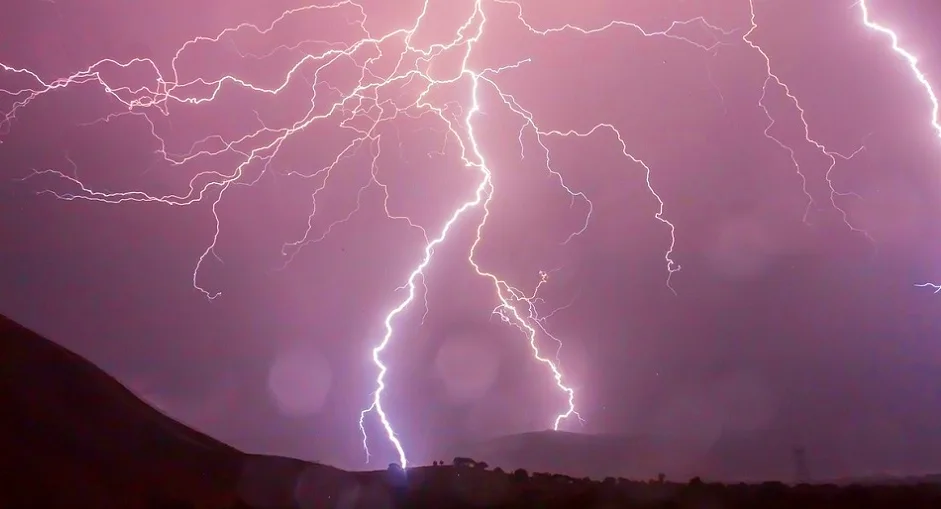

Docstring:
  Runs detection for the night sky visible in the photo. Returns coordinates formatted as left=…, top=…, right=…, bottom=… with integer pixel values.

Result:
left=3, top=0, right=941, bottom=473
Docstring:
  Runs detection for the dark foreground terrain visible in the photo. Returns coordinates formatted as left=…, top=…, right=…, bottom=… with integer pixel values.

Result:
left=447, top=428, right=941, bottom=482
left=2, top=313, right=941, bottom=509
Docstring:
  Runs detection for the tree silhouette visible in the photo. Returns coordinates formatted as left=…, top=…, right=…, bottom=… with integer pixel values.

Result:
left=453, top=456, right=475, bottom=468
left=146, top=498, right=193, bottom=509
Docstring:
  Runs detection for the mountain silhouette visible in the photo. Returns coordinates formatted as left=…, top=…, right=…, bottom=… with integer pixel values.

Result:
left=0, top=314, right=351, bottom=509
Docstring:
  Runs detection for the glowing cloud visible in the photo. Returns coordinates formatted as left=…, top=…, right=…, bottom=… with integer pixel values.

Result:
left=3, top=0, right=938, bottom=468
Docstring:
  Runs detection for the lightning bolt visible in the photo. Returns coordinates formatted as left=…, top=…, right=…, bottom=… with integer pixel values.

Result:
left=857, top=0, right=941, bottom=141
left=847, top=0, right=941, bottom=292
left=742, top=0, right=871, bottom=236
left=3, top=0, right=938, bottom=469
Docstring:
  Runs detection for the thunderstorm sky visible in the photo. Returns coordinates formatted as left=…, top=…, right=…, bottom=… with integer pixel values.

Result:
left=2, top=0, right=941, bottom=475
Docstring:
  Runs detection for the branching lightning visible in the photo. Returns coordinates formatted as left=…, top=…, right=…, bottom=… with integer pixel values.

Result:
left=743, top=0, right=871, bottom=236
left=3, top=0, right=940, bottom=468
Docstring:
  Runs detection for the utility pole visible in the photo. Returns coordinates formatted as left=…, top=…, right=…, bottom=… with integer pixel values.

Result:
left=792, top=446, right=811, bottom=484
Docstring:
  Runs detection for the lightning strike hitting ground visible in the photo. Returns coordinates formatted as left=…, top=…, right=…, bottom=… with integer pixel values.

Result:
left=1, top=0, right=937, bottom=468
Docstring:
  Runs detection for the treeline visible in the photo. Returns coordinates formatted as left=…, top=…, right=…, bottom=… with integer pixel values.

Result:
left=143, top=456, right=941, bottom=509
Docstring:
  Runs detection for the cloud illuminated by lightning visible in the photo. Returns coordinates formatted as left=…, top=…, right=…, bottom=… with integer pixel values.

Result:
left=2, top=0, right=939, bottom=468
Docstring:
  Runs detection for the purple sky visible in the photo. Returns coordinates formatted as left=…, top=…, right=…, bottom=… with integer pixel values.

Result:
left=2, top=0, right=941, bottom=473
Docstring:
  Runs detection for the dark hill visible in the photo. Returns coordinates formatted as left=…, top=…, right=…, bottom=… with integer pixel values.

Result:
left=0, top=314, right=353, bottom=509
left=0, top=314, right=244, bottom=507
left=5, top=312, right=941, bottom=509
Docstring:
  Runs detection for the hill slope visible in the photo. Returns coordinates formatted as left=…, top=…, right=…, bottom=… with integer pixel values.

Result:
left=0, top=314, right=251, bottom=507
